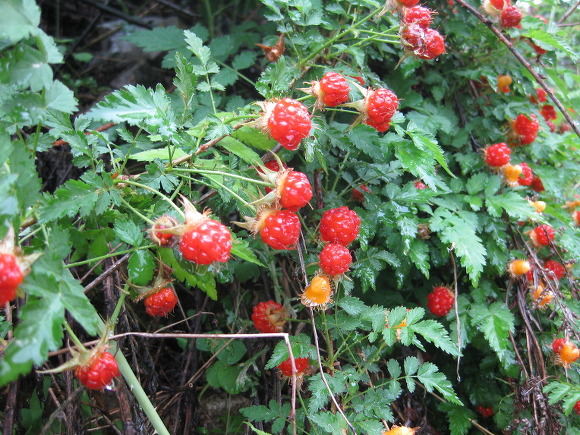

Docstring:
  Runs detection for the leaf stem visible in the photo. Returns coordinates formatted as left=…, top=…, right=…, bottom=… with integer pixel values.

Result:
left=114, top=179, right=185, bottom=218
left=64, top=322, right=88, bottom=352
left=66, top=245, right=157, bottom=268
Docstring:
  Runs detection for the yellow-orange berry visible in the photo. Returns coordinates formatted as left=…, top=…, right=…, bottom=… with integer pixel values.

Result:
left=383, top=427, right=418, bottom=435
left=497, top=75, right=512, bottom=93
left=559, top=341, right=580, bottom=367
left=508, top=259, right=531, bottom=277
left=528, top=200, right=546, bottom=213
left=503, top=164, right=523, bottom=186
left=300, top=275, right=332, bottom=308
left=530, top=284, right=553, bottom=308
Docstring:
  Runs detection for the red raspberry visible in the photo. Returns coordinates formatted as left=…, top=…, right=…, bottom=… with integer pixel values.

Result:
left=574, top=400, right=580, bottom=415
left=404, top=6, right=433, bottom=28
left=414, top=28, right=446, bottom=60
left=363, top=88, right=399, bottom=132
left=277, top=171, right=313, bottom=211
left=251, top=300, right=287, bottom=333
left=75, top=351, right=120, bottom=390
left=427, top=286, right=454, bottom=317
left=484, top=143, right=511, bottom=167
left=319, top=206, right=361, bottom=246
left=415, top=181, right=427, bottom=190
left=513, top=114, right=540, bottom=137
left=398, top=0, right=420, bottom=6
left=546, top=120, right=556, bottom=132
left=179, top=219, right=232, bottom=265
left=267, top=98, right=312, bottom=150
left=144, top=287, right=178, bottom=317
left=402, top=24, right=423, bottom=48
left=544, top=259, right=565, bottom=280
left=318, top=72, right=350, bottom=107
left=490, top=0, right=509, bottom=9
left=530, top=175, right=545, bottom=193
left=575, top=210, right=580, bottom=226
left=476, top=405, right=494, bottom=418
left=259, top=210, right=301, bottom=250
left=529, top=88, right=547, bottom=104
left=501, top=6, right=522, bottom=28
left=149, top=215, right=179, bottom=246
left=277, top=357, right=309, bottom=377
left=530, top=224, right=555, bottom=246
left=0, top=253, right=23, bottom=306
left=319, top=243, right=352, bottom=276
left=351, top=184, right=371, bottom=202
left=552, top=338, right=567, bottom=353
left=540, top=104, right=557, bottom=121
left=517, top=162, right=533, bottom=186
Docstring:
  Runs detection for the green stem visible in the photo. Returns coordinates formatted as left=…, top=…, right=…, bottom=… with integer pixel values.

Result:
left=176, top=173, right=253, bottom=209
left=120, top=197, right=155, bottom=225
left=66, top=245, right=156, bottom=268
left=114, top=179, right=185, bottom=218
left=109, top=288, right=127, bottom=327
left=172, top=168, right=272, bottom=187
left=64, top=322, right=88, bottom=352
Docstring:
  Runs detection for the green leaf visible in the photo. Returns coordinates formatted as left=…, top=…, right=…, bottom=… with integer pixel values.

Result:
left=412, top=320, right=461, bottom=356
left=0, top=297, right=64, bottom=386
left=39, top=180, right=100, bottom=223
left=255, top=56, right=301, bottom=98
left=521, top=29, right=577, bottom=59
left=124, top=26, right=187, bottom=52
left=130, top=148, right=188, bottom=162
left=486, top=192, right=537, bottom=220
left=231, top=237, right=265, bottom=267
left=245, top=422, right=273, bottom=435
left=439, top=402, right=475, bottom=435
left=338, top=296, right=368, bottom=316
left=469, top=302, right=515, bottom=367
left=265, top=334, right=313, bottom=370
left=406, top=124, right=452, bottom=177
left=219, top=136, right=262, bottom=166
left=0, top=0, right=41, bottom=43
left=173, top=52, right=198, bottom=107
left=127, top=250, right=156, bottom=286
left=184, top=30, right=212, bottom=66
left=417, top=362, right=462, bottom=405
left=44, top=80, right=78, bottom=113
left=114, top=220, right=144, bottom=246
left=430, top=208, right=486, bottom=285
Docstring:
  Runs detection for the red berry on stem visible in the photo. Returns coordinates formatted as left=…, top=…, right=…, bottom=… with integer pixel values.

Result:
left=544, top=259, right=565, bottom=280
left=318, top=72, right=350, bottom=107
left=529, top=88, right=547, bottom=104
left=415, top=181, right=427, bottom=190
left=398, top=0, right=420, bottom=7
left=363, top=88, right=399, bottom=132
left=530, top=224, right=555, bottom=246
left=540, top=104, right=557, bottom=121
left=552, top=338, right=567, bottom=353
left=179, top=220, right=232, bottom=265
left=267, top=98, right=312, bottom=150
left=501, top=5, right=522, bottom=28
left=0, top=253, right=23, bottom=306
left=277, top=171, right=313, bottom=211
left=319, top=243, right=352, bottom=276
left=251, top=300, right=287, bottom=333
left=351, top=184, right=371, bottom=202
left=259, top=210, right=301, bottom=250
left=404, top=6, right=433, bottom=28
left=414, top=28, right=446, bottom=60
left=145, top=287, right=178, bottom=317
left=278, top=357, right=309, bottom=377
left=574, top=400, right=580, bottom=415
left=484, top=143, right=511, bottom=167
left=517, top=162, right=533, bottom=186
left=531, top=175, right=545, bottom=192
left=427, top=286, right=454, bottom=317
left=75, top=351, right=120, bottom=390
left=513, top=114, right=540, bottom=145
left=319, top=206, right=361, bottom=246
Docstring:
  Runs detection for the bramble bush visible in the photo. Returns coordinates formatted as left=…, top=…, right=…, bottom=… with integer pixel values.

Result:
left=0, top=0, right=579, bottom=433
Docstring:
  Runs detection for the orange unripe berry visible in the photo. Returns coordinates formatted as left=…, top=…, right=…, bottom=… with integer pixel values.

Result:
left=528, top=200, right=546, bottom=213
left=503, top=164, right=523, bottom=186
left=497, top=75, right=512, bottom=93
left=383, top=427, right=418, bottom=435
left=559, top=341, right=580, bottom=367
left=530, top=284, right=553, bottom=308
left=300, top=275, right=332, bottom=308
left=508, top=259, right=531, bottom=276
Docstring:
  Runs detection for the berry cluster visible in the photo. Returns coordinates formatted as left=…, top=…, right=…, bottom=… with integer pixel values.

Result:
left=482, top=0, right=522, bottom=28
left=400, top=6, right=445, bottom=60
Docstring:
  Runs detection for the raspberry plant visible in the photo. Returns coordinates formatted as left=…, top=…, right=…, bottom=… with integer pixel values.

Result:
left=0, top=0, right=579, bottom=433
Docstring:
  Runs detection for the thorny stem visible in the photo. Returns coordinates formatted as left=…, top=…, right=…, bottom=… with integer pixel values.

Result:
left=454, top=0, right=580, bottom=138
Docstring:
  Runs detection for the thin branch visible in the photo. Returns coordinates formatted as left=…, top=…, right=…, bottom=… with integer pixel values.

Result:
left=449, top=249, right=463, bottom=381
left=558, top=0, right=580, bottom=25
left=454, top=0, right=580, bottom=138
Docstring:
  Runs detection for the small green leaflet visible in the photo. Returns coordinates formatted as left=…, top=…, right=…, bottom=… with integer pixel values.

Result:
left=130, top=148, right=188, bottom=162
left=231, top=237, right=264, bottom=267
left=245, top=422, right=272, bottom=435
left=486, top=192, right=538, bottom=220
left=406, top=122, right=453, bottom=177
left=430, top=208, right=486, bottom=285
left=544, top=382, right=580, bottom=415
left=219, top=137, right=263, bottom=166
left=0, top=0, right=41, bottom=43
left=439, top=402, right=475, bottom=435
left=469, top=302, right=515, bottom=367
left=417, top=362, right=462, bottom=405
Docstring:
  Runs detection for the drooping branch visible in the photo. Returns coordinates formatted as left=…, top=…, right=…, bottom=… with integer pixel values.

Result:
left=454, top=0, right=580, bottom=138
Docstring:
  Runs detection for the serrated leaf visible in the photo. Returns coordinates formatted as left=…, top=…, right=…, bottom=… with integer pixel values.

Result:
left=406, top=125, right=452, bottom=177
left=184, top=30, right=213, bottom=67
left=231, top=238, right=265, bottom=266
left=0, top=0, right=41, bottom=43
left=338, top=296, right=367, bottom=316
left=219, top=136, right=262, bottom=166
left=486, top=192, right=537, bottom=220
left=129, top=147, right=188, bottom=162
left=412, top=320, right=461, bottom=356
left=0, top=297, right=64, bottom=386
left=233, top=51, right=257, bottom=70
left=404, top=356, right=420, bottom=376
left=469, top=302, right=515, bottom=367
left=440, top=403, right=474, bottom=435
left=173, top=52, right=198, bottom=107
left=245, top=422, right=273, bottom=435
left=44, top=80, right=78, bottom=113
left=127, top=250, right=156, bottom=286
left=521, top=29, right=577, bottom=59
left=417, top=362, right=462, bottom=405
left=265, top=334, right=312, bottom=370
left=158, top=248, right=217, bottom=300
left=386, top=359, right=401, bottom=379
left=40, top=180, right=100, bottom=223
left=114, top=220, right=143, bottom=246
left=348, top=126, right=383, bottom=160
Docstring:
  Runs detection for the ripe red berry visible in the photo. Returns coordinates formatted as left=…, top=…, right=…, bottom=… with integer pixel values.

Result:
left=363, top=88, right=399, bottom=132
left=414, top=28, right=446, bottom=60
left=530, top=224, right=555, bottom=247
left=398, top=0, right=420, bottom=6
left=319, top=206, right=361, bottom=246
left=552, top=338, right=567, bottom=353
left=529, top=88, right=547, bottom=104
left=484, top=143, right=511, bottom=167
left=75, top=351, right=120, bottom=390
left=404, top=6, right=433, bottom=28
left=0, top=253, right=23, bottom=306
left=144, top=287, right=178, bottom=317
left=513, top=114, right=540, bottom=144
left=530, top=175, right=545, bottom=192
left=574, top=400, right=580, bottom=415
left=318, top=72, right=350, bottom=107
left=351, top=184, right=371, bottom=202
left=544, top=259, right=565, bottom=280
left=278, top=357, right=309, bottom=377
left=540, top=104, right=557, bottom=121
left=266, top=98, right=312, bottom=150
left=574, top=210, right=580, bottom=226
left=179, top=219, right=232, bottom=265
left=258, top=160, right=288, bottom=193
left=490, top=0, right=509, bottom=9
left=501, top=5, right=522, bottom=28
left=517, top=162, right=533, bottom=186
left=319, top=243, right=352, bottom=276
left=251, top=300, right=287, bottom=333
left=415, top=181, right=427, bottom=190
left=427, top=286, right=454, bottom=317
left=477, top=405, right=494, bottom=418
left=277, top=171, right=313, bottom=211
left=259, top=209, right=301, bottom=250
